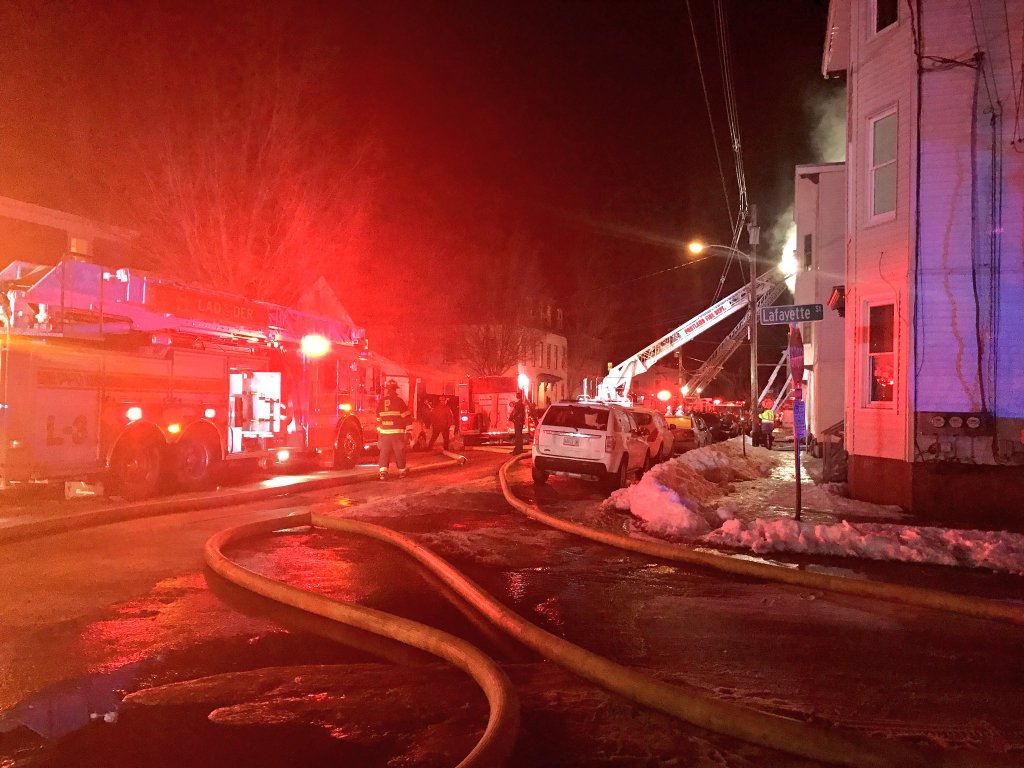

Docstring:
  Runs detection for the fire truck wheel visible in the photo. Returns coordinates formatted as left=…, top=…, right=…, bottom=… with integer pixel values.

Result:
left=173, top=435, right=218, bottom=490
left=531, top=466, right=549, bottom=485
left=109, top=435, right=163, bottom=501
left=334, top=424, right=362, bottom=469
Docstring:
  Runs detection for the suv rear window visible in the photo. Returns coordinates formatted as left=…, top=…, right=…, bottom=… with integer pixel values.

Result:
left=541, top=405, right=610, bottom=430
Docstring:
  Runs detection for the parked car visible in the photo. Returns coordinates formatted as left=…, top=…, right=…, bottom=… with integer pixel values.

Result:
left=627, top=406, right=674, bottom=462
left=692, top=412, right=732, bottom=446
left=665, top=413, right=698, bottom=453
left=531, top=401, right=650, bottom=492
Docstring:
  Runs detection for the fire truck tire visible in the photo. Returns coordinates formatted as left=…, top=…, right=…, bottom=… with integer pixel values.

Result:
left=109, top=435, right=164, bottom=501
left=334, top=424, right=362, bottom=469
left=173, top=434, right=219, bottom=490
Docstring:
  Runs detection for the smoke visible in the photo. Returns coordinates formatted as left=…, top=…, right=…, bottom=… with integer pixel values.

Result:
left=808, top=88, right=847, bottom=163
left=762, top=88, right=846, bottom=291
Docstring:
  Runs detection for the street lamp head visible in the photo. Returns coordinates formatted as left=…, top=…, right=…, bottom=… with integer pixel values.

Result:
left=687, top=241, right=706, bottom=255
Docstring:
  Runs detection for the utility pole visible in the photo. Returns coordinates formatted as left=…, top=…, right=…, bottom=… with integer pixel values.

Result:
left=747, top=205, right=760, bottom=421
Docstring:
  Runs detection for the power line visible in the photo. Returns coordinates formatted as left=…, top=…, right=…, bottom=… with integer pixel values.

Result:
left=686, top=0, right=733, bottom=225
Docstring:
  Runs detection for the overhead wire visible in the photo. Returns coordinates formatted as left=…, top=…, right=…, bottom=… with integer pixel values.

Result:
left=712, top=0, right=750, bottom=299
left=685, top=0, right=734, bottom=227
left=1001, top=0, right=1023, bottom=149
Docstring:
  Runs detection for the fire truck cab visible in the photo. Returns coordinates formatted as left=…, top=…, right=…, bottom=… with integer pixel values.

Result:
left=0, top=257, right=384, bottom=499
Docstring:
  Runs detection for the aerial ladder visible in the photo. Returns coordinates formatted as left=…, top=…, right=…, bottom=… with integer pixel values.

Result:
left=681, top=276, right=790, bottom=395
left=597, top=270, right=788, bottom=402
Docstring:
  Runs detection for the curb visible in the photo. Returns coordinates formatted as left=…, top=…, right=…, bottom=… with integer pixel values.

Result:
left=498, top=454, right=1024, bottom=626
left=201, top=513, right=519, bottom=768
left=0, top=456, right=463, bottom=546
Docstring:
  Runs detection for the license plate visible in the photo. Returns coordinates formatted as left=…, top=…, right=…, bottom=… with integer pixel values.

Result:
left=563, top=436, right=579, bottom=446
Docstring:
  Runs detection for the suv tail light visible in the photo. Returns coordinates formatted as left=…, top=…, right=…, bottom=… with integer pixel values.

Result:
left=533, top=429, right=540, bottom=446
left=605, top=436, right=615, bottom=453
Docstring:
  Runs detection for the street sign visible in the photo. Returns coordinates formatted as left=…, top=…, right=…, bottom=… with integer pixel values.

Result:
left=759, top=303, right=824, bottom=325
left=793, top=399, right=807, bottom=440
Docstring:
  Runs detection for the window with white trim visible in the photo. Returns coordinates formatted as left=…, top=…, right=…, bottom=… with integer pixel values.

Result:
left=868, top=303, right=895, bottom=403
left=875, top=0, right=898, bottom=32
left=870, top=111, right=897, bottom=219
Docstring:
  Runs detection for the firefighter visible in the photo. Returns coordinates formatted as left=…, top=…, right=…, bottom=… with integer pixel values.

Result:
left=510, top=390, right=527, bottom=455
left=377, top=380, right=411, bottom=479
left=427, top=396, right=453, bottom=451
left=758, top=401, right=776, bottom=450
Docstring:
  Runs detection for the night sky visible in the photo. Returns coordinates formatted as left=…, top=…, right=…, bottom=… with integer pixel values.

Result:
left=1, top=0, right=837, bottom=371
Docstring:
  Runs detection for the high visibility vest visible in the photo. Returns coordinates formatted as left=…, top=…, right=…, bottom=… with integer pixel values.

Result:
left=377, top=395, right=411, bottom=434
left=759, top=409, right=775, bottom=424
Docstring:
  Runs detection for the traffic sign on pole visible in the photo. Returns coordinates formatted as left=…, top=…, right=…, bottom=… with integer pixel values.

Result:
left=788, top=324, right=804, bottom=391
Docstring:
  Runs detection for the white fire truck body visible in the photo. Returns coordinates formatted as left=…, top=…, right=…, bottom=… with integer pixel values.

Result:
left=0, top=257, right=382, bottom=498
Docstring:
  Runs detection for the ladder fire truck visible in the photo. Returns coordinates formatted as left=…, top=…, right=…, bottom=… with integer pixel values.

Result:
left=597, top=270, right=789, bottom=403
left=0, top=257, right=390, bottom=499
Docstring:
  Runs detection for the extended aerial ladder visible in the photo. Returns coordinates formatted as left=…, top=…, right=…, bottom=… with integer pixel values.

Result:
left=680, top=276, right=790, bottom=395
left=597, top=270, right=788, bottom=402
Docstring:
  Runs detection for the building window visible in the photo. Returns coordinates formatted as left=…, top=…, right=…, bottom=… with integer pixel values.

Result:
left=868, top=303, right=894, bottom=402
left=870, top=111, right=897, bottom=219
left=875, top=0, right=897, bottom=32
left=562, top=345, right=567, bottom=370
left=803, top=233, right=813, bottom=270
left=545, top=344, right=551, bottom=369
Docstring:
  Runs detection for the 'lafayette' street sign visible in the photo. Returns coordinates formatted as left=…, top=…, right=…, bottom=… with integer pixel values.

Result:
left=759, top=303, right=824, bottom=325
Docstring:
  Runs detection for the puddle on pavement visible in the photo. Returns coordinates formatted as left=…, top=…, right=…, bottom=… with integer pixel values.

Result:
left=0, top=616, right=455, bottom=767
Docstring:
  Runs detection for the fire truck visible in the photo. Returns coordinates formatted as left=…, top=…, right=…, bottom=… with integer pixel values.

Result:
left=0, top=257, right=393, bottom=499
left=456, top=376, right=524, bottom=445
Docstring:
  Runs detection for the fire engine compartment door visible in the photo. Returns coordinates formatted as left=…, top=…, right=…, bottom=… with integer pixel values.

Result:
left=227, top=368, right=281, bottom=454
left=17, top=347, right=103, bottom=477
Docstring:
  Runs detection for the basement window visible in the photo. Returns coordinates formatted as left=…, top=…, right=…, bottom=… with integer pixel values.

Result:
left=868, top=304, right=894, bottom=403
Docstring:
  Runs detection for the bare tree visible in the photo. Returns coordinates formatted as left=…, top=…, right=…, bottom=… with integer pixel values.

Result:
left=100, top=4, right=376, bottom=307
left=458, top=235, right=545, bottom=376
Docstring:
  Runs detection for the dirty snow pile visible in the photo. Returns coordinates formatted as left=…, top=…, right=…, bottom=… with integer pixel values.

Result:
left=612, top=440, right=1024, bottom=575
left=606, top=441, right=775, bottom=538
left=702, top=517, right=1024, bottom=574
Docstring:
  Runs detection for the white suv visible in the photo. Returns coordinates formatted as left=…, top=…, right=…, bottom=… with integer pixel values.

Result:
left=626, top=406, right=674, bottom=463
left=531, top=401, right=650, bottom=491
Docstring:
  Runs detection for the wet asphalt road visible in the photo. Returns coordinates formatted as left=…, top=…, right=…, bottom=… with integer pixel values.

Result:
left=1, top=450, right=1022, bottom=767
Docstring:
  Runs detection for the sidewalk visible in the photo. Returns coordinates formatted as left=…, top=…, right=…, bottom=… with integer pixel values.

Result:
left=767, top=431, right=1024, bottom=535
left=603, top=438, right=1024, bottom=603
left=0, top=449, right=470, bottom=544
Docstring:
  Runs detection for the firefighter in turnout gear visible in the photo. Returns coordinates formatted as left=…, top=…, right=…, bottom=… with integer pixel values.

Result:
left=377, top=380, right=411, bottom=479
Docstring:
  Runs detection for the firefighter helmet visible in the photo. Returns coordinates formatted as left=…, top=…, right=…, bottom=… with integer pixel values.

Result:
left=385, top=379, right=399, bottom=391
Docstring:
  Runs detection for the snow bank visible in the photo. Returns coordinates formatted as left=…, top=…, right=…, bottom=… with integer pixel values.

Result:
left=676, top=439, right=775, bottom=481
left=601, top=438, right=1024, bottom=574
left=701, top=518, right=1024, bottom=575
left=605, top=440, right=775, bottom=538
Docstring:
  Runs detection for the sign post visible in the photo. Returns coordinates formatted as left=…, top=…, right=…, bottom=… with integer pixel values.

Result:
left=788, top=324, right=805, bottom=521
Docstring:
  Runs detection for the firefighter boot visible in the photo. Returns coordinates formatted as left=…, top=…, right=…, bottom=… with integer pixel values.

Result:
left=398, top=469, right=408, bottom=479
left=378, top=469, right=388, bottom=481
